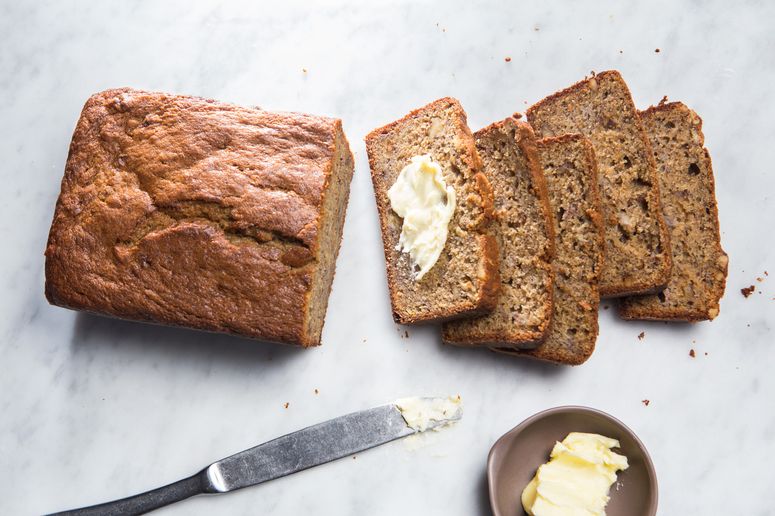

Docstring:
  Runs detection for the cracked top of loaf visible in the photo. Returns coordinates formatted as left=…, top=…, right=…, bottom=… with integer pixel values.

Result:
left=45, top=88, right=353, bottom=346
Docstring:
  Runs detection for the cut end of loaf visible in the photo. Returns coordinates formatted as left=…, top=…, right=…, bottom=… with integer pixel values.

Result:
left=303, top=122, right=355, bottom=346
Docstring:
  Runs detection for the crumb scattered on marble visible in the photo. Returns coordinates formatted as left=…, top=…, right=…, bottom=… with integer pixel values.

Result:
left=619, top=50, right=623, bottom=54
left=505, top=56, right=511, bottom=62
left=637, top=331, right=645, bottom=340
left=655, top=48, right=661, bottom=53
left=404, top=330, right=409, bottom=338
left=689, top=349, right=696, bottom=358
left=284, top=402, right=290, bottom=409
left=741, top=285, right=755, bottom=298
left=642, top=399, right=650, bottom=406
left=302, top=68, right=307, bottom=74
left=314, top=389, right=319, bottom=395
left=534, top=25, right=540, bottom=31
left=756, top=277, right=763, bottom=282
left=704, top=352, right=708, bottom=356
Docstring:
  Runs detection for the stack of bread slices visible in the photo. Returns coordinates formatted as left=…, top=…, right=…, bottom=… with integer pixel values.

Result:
left=366, top=70, right=728, bottom=365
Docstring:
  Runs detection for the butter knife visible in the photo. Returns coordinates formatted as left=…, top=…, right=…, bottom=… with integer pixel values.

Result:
left=48, top=398, right=461, bottom=515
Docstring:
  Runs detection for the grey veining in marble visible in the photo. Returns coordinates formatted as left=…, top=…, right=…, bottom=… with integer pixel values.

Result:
left=1, top=0, right=773, bottom=514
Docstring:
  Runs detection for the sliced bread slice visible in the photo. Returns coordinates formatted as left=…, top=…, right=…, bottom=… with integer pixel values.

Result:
left=365, top=97, right=499, bottom=324
left=619, top=102, right=728, bottom=321
left=526, top=70, right=672, bottom=298
left=442, top=118, right=554, bottom=347
left=498, top=135, right=604, bottom=365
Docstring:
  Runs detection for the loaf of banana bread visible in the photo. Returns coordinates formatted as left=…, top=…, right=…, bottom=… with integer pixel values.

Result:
left=45, top=88, right=354, bottom=346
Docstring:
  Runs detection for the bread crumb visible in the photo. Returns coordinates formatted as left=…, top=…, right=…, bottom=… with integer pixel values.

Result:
left=283, top=402, right=290, bottom=409
left=765, top=271, right=769, bottom=276
left=505, top=56, right=512, bottom=62
left=741, top=285, right=755, bottom=298
left=756, top=277, right=763, bottom=282
left=637, top=331, right=645, bottom=340
left=689, top=349, right=696, bottom=358
left=603, top=304, right=610, bottom=310
left=655, top=48, right=661, bottom=53
left=619, top=50, right=623, bottom=54
left=352, top=456, right=357, bottom=460
left=314, top=388, right=319, bottom=395
left=302, top=68, right=307, bottom=74
left=704, top=352, right=708, bottom=356
left=533, top=25, right=540, bottom=32
left=404, top=330, right=409, bottom=338
left=642, top=399, right=650, bottom=406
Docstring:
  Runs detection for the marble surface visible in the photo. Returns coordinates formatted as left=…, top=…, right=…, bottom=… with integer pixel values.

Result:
left=1, top=1, right=773, bottom=514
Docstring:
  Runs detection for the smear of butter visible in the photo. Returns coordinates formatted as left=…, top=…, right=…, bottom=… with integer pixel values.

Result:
left=394, top=396, right=462, bottom=432
left=521, top=432, right=629, bottom=516
left=387, top=155, right=456, bottom=280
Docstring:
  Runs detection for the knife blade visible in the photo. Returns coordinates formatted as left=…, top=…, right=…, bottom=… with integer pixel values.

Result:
left=48, top=397, right=461, bottom=516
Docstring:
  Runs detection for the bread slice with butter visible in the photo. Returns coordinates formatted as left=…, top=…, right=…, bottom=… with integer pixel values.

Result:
left=442, top=118, right=555, bottom=347
left=365, top=98, right=499, bottom=324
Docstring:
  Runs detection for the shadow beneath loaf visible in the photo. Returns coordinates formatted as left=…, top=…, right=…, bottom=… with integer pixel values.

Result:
left=70, top=312, right=304, bottom=370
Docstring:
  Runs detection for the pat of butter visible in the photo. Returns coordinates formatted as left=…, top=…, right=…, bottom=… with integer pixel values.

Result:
left=387, top=155, right=456, bottom=280
left=394, top=396, right=462, bottom=432
left=521, top=432, right=629, bottom=516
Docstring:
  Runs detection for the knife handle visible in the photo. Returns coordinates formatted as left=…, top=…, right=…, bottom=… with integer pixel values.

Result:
left=47, top=470, right=211, bottom=516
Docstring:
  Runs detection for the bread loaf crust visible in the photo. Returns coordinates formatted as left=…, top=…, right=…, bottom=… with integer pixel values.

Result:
left=45, top=88, right=354, bottom=346
left=365, top=97, right=499, bottom=324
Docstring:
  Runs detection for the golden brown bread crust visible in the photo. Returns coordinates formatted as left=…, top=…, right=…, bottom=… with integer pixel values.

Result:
left=365, top=97, right=499, bottom=324
left=526, top=70, right=672, bottom=298
left=442, top=118, right=555, bottom=347
left=45, top=88, right=354, bottom=346
left=619, top=101, right=728, bottom=321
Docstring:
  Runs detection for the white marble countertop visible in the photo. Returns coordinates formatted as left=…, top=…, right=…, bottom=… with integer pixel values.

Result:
left=2, top=1, right=773, bottom=514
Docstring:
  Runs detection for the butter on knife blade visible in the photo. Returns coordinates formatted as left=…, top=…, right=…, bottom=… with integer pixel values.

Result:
left=394, top=396, right=463, bottom=432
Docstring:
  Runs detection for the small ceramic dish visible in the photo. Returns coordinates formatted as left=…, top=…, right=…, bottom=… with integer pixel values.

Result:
left=487, top=406, right=657, bottom=516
